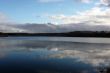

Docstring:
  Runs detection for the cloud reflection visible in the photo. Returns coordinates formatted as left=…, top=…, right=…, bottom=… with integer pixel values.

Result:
left=49, top=47, right=110, bottom=67
left=0, top=38, right=110, bottom=67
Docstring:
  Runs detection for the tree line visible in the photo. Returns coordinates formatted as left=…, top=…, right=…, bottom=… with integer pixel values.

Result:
left=0, top=31, right=110, bottom=37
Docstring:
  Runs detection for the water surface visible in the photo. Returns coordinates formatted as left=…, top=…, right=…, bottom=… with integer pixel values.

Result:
left=0, top=37, right=110, bottom=73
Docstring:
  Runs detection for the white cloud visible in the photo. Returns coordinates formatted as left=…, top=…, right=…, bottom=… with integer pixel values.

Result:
left=38, top=0, right=92, bottom=3
left=38, top=0, right=64, bottom=3
left=81, top=0, right=110, bottom=5
left=80, top=0, right=91, bottom=3
left=39, top=0, right=110, bottom=25
left=47, top=7, right=110, bottom=25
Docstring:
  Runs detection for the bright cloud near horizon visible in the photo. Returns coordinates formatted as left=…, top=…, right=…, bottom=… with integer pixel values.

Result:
left=0, top=0, right=110, bottom=25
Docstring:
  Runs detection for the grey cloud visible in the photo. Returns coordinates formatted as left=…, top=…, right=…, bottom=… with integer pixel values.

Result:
left=100, top=0, right=110, bottom=7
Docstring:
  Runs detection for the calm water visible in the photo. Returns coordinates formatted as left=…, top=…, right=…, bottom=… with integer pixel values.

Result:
left=0, top=37, right=110, bottom=73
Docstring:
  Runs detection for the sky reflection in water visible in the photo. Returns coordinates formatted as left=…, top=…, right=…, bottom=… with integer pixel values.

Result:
left=0, top=38, right=110, bottom=73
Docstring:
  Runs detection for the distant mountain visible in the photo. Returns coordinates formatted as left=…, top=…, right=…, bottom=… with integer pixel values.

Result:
left=16, top=23, right=59, bottom=33
left=59, top=23, right=110, bottom=31
left=0, top=23, right=28, bottom=33
left=1, top=23, right=110, bottom=33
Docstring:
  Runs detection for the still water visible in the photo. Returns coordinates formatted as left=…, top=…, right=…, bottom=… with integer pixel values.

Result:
left=0, top=37, right=110, bottom=73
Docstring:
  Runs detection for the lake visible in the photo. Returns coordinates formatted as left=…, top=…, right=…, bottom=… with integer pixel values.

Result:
left=0, top=37, right=110, bottom=73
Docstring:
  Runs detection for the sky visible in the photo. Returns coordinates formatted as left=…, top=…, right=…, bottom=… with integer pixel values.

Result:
left=0, top=0, right=110, bottom=25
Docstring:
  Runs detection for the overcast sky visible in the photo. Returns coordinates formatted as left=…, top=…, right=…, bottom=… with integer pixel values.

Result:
left=0, top=0, right=110, bottom=25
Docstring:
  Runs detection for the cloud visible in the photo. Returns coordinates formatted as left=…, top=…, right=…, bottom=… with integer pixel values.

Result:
left=80, top=0, right=91, bottom=3
left=39, top=0, right=110, bottom=25
left=38, top=0, right=92, bottom=3
left=47, top=7, right=110, bottom=25
left=80, top=0, right=110, bottom=5
left=0, top=12, right=10, bottom=23
left=38, top=0, right=64, bottom=3
left=100, top=0, right=110, bottom=6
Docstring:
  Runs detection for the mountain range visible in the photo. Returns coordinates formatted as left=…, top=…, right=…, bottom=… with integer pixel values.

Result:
left=1, top=23, right=110, bottom=33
